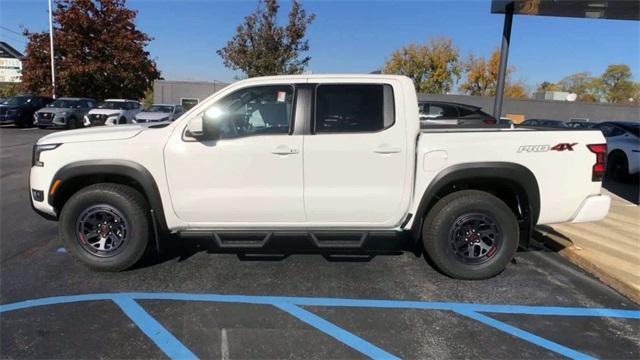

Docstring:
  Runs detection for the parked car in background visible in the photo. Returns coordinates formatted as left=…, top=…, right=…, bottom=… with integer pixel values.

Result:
left=84, top=99, right=142, bottom=126
left=133, top=104, right=184, bottom=123
left=520, top=119, right=568, bottom=128
left=419, top=101, right=496, bottom=127
left=499, top=117, right=514, bottom=126
left=595, top=121, right=640, bottom=181
left=567, top=120, right=596, bottom=128
left=0, top=95, right=53, bottom=128
left=33, top=97, right=96, bottom=129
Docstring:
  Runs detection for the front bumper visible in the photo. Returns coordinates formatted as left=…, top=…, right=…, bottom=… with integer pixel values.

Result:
left=30, top=165, right=58, bottom=219
left=0, top=114, right=18, bottom=123
left=571, top=194, right=611, bottom=223
left=34, top=116, right=67, bottom=127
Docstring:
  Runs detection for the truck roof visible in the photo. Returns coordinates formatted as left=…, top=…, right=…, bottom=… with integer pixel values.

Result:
left=244, top=74, right=411, bottom=82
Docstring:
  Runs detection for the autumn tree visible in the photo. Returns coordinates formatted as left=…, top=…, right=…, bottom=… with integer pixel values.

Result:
left=217, top=0, right=315, bottom=77
left=600, top=64, right=635, bottom=103
left=504, top=82, right=528, bottom=99
left=383, top=37, right=461, bottom=94
left=21, top=0, right=160, bottom=100
left=459, top=48, right=526, bottom=98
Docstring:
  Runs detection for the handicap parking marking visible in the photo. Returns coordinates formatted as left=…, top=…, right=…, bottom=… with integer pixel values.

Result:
left=56, top=247, right=67, bottom=253
left=1, top=292, right=638, bottom=360
left=112, top=295, right=198, bottom=360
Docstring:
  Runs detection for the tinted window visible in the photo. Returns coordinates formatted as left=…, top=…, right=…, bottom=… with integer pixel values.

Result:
left=608, top=126, right=626, bottom=137
left=99, top=101, right=128, bottom=110
left=315, top=84, right=394, bottom=133
left=457, top=107, right=476, bottom=117
left=597, top=124, right=625, bottom=137
left=203, top=85, right=293, bottom=139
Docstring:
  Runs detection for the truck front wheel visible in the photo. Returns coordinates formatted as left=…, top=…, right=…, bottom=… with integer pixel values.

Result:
left=421, top=190, right=519, bottom=280
left=59, top=183, right=149, bottom=271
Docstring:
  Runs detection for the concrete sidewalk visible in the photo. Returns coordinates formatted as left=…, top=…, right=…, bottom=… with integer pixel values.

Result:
left=536, top=189, right=640, bottom=303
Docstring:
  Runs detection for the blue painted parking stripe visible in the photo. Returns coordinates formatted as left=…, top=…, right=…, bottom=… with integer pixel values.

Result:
left=112, top=296, right=198, bottom=360
left=1, top=292, right=639, bottom=319
left=1, top=293, right=639, bottom=319
left=455, top=309, right=596, bottom=360
left=274, top=302, right=400, bottom=360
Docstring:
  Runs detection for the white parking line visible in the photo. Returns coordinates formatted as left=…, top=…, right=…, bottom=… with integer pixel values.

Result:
left=19, top=128, right=39, bottom=131
left=221, top=328, right=229, bottom=360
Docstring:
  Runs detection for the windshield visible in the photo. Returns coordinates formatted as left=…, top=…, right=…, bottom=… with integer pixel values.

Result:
left=147, top=105, right=174, bottom=113
left=99, top=101, right=128, bottom=110
left=48, top=99, right=78, bottom=108
left=2, top=96, right=32, bottom=106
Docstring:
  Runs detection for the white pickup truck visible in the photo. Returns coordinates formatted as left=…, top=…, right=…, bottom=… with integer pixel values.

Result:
left=30, top=75, right=611, bottom=279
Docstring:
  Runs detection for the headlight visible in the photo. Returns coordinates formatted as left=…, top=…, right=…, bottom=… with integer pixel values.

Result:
left=160, top=117, right=169, bottom=122
left=60, top=111, right=68, bottom=116
left=32, top=143, right=61, bottom=167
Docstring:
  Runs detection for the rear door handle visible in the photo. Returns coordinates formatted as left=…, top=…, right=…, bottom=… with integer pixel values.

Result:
left=272, top=145, right=299, bottom=155
left=374, top=145, right=402, bottom=154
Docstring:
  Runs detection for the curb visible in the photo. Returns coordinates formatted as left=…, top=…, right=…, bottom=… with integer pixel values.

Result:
left=534, top=228, right=640, bottom=305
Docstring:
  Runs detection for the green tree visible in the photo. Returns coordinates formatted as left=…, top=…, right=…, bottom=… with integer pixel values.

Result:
left=557, top=72, right=602, bottom=101
left=217, top=0, right=315, bottom=77
left=21, top=0, right=160, bottom=99
left=601, top=64, right=635, bottom=103
left=383, top=37, right=461, bottom=94
left=536, top=81, right=558, bottom=92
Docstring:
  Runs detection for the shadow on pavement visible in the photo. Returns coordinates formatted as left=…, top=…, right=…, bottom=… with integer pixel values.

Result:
left=603, top=175, right=639, bottom=205
left=131, top=234, right=409, bottom=270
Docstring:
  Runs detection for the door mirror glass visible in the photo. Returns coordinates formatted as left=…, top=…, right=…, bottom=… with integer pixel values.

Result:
left=201, top=107, right=223, bottom=140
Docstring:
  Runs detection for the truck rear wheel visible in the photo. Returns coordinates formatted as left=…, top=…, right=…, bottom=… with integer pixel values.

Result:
left=59, top=183, right=149, bottom=271
left=421, top=190, right=519, bottom=280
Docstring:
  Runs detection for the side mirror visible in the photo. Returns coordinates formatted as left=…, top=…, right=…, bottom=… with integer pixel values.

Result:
left=186, top=110, right=221, bottom=141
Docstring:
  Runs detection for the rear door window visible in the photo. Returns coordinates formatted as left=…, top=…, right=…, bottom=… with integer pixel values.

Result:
left=315, top=84, right=394, bottom=133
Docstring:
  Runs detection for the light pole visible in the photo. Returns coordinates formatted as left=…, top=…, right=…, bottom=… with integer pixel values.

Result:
left=47, top=0, right=56, bottom=98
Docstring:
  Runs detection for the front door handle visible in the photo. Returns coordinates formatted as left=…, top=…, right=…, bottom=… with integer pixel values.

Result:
left=374, top=145, right=402, bottom=154
left=272, top=145, right=299, bottom=155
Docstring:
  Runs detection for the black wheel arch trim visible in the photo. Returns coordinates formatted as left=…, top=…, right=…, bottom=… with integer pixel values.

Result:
left=411, top=161, right=540, bottom=240
left=48, top=160, right=168, bottom=234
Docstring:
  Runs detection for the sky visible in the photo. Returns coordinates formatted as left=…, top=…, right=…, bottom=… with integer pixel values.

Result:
left=1, top=0, right=639, bottom=91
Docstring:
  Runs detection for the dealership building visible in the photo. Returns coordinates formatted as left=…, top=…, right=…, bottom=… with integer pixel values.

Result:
left=153, top=80, right=229, bottom=110
left=0, top=42, right=23, bottom=84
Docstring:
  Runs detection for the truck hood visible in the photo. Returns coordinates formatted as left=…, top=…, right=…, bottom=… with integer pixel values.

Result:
left=36, top=123, right=157, bottom=145
left=87, top=109, right=124, bottom=117
left=136, top=111, right=171, bottom=121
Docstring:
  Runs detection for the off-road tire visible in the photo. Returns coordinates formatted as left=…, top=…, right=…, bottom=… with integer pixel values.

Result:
left=59, top=183, right=149, bottom=271
left=422, top=190, right=519, bottom=280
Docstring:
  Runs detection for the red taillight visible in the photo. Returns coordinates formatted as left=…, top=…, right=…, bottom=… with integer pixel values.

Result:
left=587, top=144, right=607, bottom=182
left=484, top=117, right=497, bottom=125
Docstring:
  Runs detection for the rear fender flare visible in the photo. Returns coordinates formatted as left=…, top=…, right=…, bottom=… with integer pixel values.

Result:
left=411, top=162, right=540, bottom=238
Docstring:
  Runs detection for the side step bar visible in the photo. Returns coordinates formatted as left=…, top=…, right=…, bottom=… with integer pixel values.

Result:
left=178, top=230, right=414, bottom=253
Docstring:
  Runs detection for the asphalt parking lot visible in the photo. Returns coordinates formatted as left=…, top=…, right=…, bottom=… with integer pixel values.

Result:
left=1, top=126, right=639, bottom=359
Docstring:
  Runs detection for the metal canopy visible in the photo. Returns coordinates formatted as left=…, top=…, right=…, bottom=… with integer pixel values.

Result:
left=490, top=0, right=639, bottom=119
left=491, top=0, right=640, bottom=21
